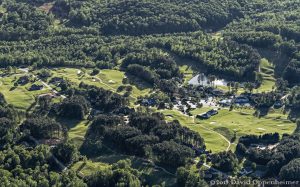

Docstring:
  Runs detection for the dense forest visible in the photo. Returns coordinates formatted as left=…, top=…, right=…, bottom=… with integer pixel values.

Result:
left=0, top=0, right=262, bottom=82
left=224, top=0, right=300, bottom=84
left=66, top=0, right=242, bottom=35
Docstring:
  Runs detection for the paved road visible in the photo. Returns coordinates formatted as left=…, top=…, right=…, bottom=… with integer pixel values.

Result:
left=191, top=114, right=231, bottom=152
left=19, top=68, right=230, bottom=175
left=18, top=68, right=66, bottom=99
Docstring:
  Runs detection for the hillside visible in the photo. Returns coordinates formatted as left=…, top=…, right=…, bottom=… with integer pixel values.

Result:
left=0, top=0, right=300, bottom=186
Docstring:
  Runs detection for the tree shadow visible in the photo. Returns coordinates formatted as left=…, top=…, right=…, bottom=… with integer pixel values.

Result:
left=257, top=48, right=289, bottom=78
left=288, top=108, right=300, bottom=121
left=9, top=86, right=17, bottom=91
left=167, top=50, right=204, bottom=75
left=254, top=107, right=271, bottom=117
left=165, top=49, right=237, bottom=81
left=93, top=154, right=130, bottom=164
left=55, top=117, right=82, bottom=130
left=26, top=100, right=38, bottom=117
left=79, top=140, right=117, bottom=158
left=125, top=73, right=152, bottom=90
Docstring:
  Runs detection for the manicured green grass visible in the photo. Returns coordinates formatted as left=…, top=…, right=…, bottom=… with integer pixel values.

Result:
left=195, top=109, right=295, bottom=144
left=179, top=65, right=195, bottom=84
left=71, top=160, right=109, bottom=176
left=161, top=109, right=230, bottom=152
left=257, top=58, right=275, bottom=93
left=160, top=107, right=296, bottom=153
left=51, top=68, right=150, bottom=100
left=258, top=79, right=275, bottom=93
left=214, top=127, right=235, bottom=141
left=134, top=162, right=176, bottom=186
left=99, top=69, right=151, bottom=99
left=52, top=68, right=111, bottom=89
left=191, top=107, right=214, bottom=115
left=0, top=74, right=51, bottom=110
left=97, top=69, right=125, bottom=89
left=188, top=123, right=230, bottom=152
left=162, top=109, right=194, bottom=124
left=68, top=120, right=90, bottom=148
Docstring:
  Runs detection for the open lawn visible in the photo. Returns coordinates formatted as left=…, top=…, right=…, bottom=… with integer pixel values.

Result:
left=179, top=65, right=195, bottom=84
left=161, top=107, right=296, bottom=153
left=71, top=160, right=109, bottom=176
left=0, top=74, right=51, bottom=110
left=257, top=58, right=275, bottom=93
left=161, top=109, right=230, bottom=152
left=51, top=68, right=151, bottom=101
left=199, top=108, right=295, bottom=137
left=68, top=120, right=90, bottom=148
left=195, top=108, right=295, bottom=151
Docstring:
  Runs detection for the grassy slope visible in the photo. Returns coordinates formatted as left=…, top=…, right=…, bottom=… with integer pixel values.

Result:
left=71, top=160, right=109, bottom=176
left=161, top=109, right=230, bottom=152
left=258, top=58, right=275, bottom=93
left=68, top=120, right=90, bottom=147
left=161, top=107, right=295, bottom=153
left=179, top=65, right=195, bottom=84
left=51, top=68, right=150, bottom=100
left=196, top=109, right=294, bottom=137
left=1, top=74, right=51, bottom=110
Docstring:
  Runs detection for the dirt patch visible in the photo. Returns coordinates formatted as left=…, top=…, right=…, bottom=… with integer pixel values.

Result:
left=39, top=2, right=54, bottom=14
left=257, top=128, right=266, bottom=131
